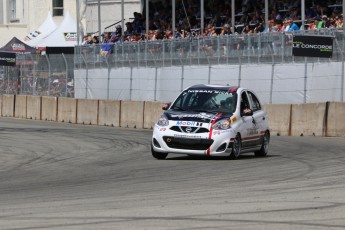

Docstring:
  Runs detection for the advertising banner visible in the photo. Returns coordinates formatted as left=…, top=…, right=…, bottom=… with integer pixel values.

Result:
left=292, top=35, right=333, bottom=58
left=0, top=52, right=16, bottom=66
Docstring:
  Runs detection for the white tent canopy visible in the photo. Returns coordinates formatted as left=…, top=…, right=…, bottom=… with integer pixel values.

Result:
left=23, top=12, right=58, bottom=47
left=36, top=11, right=77, bottom=47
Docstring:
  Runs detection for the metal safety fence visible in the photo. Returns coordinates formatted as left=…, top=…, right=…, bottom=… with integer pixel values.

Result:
left=0, top=54, right=74, bottom=97
left=1, top=29, right=344, bottom=101
left=74, top=29, right=344, bottom=69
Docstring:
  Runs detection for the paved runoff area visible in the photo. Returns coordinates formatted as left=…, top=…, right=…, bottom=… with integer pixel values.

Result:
left=0, top=118, right=345, bottom=230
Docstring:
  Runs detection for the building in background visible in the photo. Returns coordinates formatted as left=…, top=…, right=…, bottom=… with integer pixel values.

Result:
left=0, top=0, right=141, bottom=47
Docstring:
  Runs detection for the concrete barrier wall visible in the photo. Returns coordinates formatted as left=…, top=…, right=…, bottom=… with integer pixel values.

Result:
left=264, top=104, right=291, bottom=136
left=327, top=102, right=345, bottom=137
left=143, top=101, right=165, bottom=129
left=2, top=95, right=15, bottom=117
left=77, top=99, right=98, bottom=125
left=290, top=103, right=327, bottom=136
left=1, top=94, right=344, bottom=137
left=26, top=96, right=41, bottom=120
left=120, top=101, right=144, bottom=128
left=98, top=100, right=120, bottom=127
left=14, top=95, right=27, bottom=118
left=41, top=96, right=58, bottom=121
left=57, top=97, right=77, bottom=123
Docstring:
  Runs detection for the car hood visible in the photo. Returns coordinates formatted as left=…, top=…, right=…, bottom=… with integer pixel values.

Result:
left=164, top=110, right=232, bottom=123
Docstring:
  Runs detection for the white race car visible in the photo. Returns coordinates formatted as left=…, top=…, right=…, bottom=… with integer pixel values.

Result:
left=151, top=84, right=270, bottom=159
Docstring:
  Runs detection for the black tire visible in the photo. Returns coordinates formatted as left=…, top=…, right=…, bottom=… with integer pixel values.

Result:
left=229, top=134, right=241, bottom=159
left=151, top=144, right=168, bottom=159
left=255, top=131, right=270, bottom=157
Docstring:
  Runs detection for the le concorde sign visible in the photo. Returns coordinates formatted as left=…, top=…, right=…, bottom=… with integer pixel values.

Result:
left=292, top=35, right=334, bottom=58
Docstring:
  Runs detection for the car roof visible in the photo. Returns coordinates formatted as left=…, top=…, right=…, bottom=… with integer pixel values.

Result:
left=186, top=84, right=241, bottom=93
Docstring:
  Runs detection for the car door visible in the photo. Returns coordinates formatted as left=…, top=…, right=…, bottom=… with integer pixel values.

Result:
left=247, top=90, right=266, bottom=147
left=239, top=91, right=256, bottom=148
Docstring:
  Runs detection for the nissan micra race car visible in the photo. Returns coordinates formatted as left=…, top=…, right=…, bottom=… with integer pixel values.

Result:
left=151, top=84, right=270, bottom=159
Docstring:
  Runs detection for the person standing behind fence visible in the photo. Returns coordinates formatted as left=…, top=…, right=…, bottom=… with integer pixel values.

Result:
left=50, top=79, right=65, bottom=97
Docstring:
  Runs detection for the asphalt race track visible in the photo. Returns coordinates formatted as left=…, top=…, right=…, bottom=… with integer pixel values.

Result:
left=0, top=118, right=344, bottom=230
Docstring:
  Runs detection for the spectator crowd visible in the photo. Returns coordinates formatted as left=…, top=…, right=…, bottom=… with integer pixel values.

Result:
left=81, top=0, right=343, bottom=46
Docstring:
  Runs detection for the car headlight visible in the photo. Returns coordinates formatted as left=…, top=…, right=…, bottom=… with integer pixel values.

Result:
left=157, top=114, right=169, bottom=126
left=212, top=118, right=231, bottom=130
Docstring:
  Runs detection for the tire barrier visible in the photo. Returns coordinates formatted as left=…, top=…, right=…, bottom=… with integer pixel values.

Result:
left=1, top=94, right=344, bottom=137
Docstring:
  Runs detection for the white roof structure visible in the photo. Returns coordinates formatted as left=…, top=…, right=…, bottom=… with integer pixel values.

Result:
left=36, top=11, right=77, bottom=47
left=23, top=12, right=58, bottom=47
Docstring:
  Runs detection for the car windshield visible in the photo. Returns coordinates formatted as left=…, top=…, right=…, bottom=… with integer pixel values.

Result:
left=170, top=89, right=237, bottom=113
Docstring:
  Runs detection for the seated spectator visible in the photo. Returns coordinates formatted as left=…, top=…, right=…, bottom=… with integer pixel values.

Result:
left=92, top=36, right=99, bottom=44
left=254, top=23, right=265, bottom=33
left=102, top=32, right=111, bottom=43
left=239, top=11, right=252, bottom=25
left=335, top=15, right=343, bottom=29
left=110, top=32, right=118, bottom=43
left=270, top=8, right=282, bottom=21
left=321, top=15, right=331, bottom=28
left=286, top=6, right=299, bottom=20
left=204, top=25, right=217, bottom=37
left=251, top=10, right=264, bottom=24
left=242, top=23, right=254, bottom=34
left=288, top=19, right=300, bottom=31
left=164, top=30, right=173, bottom=40
left=309, top=18, right=319, bottom=30
left=220, top=24, right=231, bottom=35
left=82, top=35, right=88, bottom=46
left=265, top=20, right=276, bottom=32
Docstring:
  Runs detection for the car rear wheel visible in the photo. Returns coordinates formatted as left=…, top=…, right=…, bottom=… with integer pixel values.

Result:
left=151, top=144, right=168, bottom=159
left=229, top=134, right=241, bottom=159
left=255, top=131, right=270, bottom=157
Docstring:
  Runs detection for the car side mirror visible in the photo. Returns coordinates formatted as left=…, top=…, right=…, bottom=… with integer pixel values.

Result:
left=162, top=103, right=171, bottom=110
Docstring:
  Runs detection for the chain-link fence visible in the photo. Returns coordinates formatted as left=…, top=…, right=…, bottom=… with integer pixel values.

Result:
left=75, top=29, right=344, bottom=69
left=0, top=53, right=74, bottom=97
left=1, top=29, right=344, bottom=100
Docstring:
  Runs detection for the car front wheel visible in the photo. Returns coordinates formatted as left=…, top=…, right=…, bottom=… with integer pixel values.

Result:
left=229, top=134, right=241, bottom=159
left=151, top=144, right=168, bottom=159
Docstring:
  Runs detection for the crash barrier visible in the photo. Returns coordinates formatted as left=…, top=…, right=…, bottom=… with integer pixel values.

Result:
left=2, top=94, right=15, bottom=117
left=27, top=96, right=41, bottom=120
left=77, top=99, right=99, bottom=125
left=57, top=97, right=77, bottom=124
left=264, top=102, right=345, bottom=137
left=98, top=100, right=120, bottom=127
left=14, top=95, right=27, bottom=119
left=41, top=96, right=58, bottom=121
left=1, top=94, right=344, bottom=137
